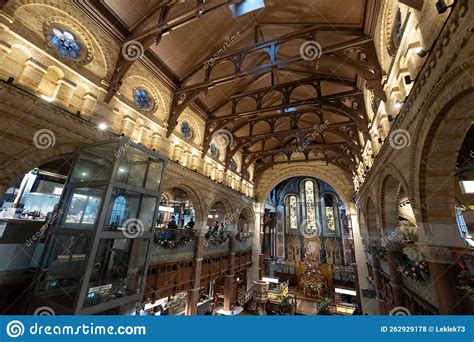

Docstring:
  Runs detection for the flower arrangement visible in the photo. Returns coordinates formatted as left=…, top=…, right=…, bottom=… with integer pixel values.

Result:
left=457, top=262, right=474, bottom=290
left=236, top=231, right=253, bottom=242
left=397, top=247, right=429, bottom=282
left=399, top=221, right=419, bottom=243
left=205, top=230, right=230, bottom=245
left=154, top=229, right=194, bottom=249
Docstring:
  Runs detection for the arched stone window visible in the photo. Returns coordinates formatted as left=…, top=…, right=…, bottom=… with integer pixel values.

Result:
left=388, top=7, right=403, bottom=56
left=210, top=143, right=219, bottom=157
left=299, top=179, right=319, bottom=232
left=180, top=122, right=193, bottom=140
left=133, top=88, right=154, bottom=112
left=229, top=158, right=237, bottom=172
left=48, top=28, right=82, bottom=60
left=322, top=194, right=339, bottom=232
left=284, top=194, right=298, bottom=230
left=109, top=196, right=127, bottom=228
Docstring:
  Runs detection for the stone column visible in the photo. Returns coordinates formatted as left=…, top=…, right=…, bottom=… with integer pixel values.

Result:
left=386, top=247, right=403, bottom=307
left=173, top=145, right=183, bottom=162
left=55, top=79, right=76, bottom=108
left=0, top=41, right=11, bottom=66
left=121, top=115, right=136, bottom=137
left=224, top=233, right=236, bottom=310
left=370, top=245, right=388, bottom=314
left=17, top=58, right=46, bottom=93
left=138, top=125, right=151, bottom=146
left=182, top=150, right=191, bottom=168
left=185, top=229, right=205, bottom=315
left=191, top=155, right=200, bottom=171
left=151, top=132, right=162, bottom=151
left=424, top=246, right=462, bottom=315
left=80, top=93, right=97, bottom=120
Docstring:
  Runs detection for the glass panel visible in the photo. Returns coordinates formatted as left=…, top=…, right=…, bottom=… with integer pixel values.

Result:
left=326, top=206, right=335, bottom=231
left=60, top=187, right=104, bottom=229
left=304, top=181, right=316, bottom=230
left=289, top=195, right=297, bottom=229
left=116, top=147, right=149, bottom=187
left=85, top=239, right=149, bottom=307
left=70, top=143, right=117, bottom=183
left=105, top=188, right=157, bottom=232
left=145, top=159, right=164, bottom=191
left=36, top=235, right=90, bottom=309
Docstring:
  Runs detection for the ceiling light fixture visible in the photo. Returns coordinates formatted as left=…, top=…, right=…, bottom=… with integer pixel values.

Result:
left=459, top=180, right=474, bottom=194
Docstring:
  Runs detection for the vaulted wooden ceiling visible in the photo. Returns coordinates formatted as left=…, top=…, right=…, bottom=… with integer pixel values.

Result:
left=83, top=0, right=384, bottom=177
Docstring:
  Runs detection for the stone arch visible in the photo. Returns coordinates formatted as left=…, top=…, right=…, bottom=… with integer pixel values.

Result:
left=365, top=196, right=379, bottom=242
left=177, top=109, right=203, bottom=145
left=36, top=65, right=64, bottom=98
left=380, top=174, right=402, bottom=239
left=122, top=75, right=166, bottom=117
left=12, top=0, right=111, bottom=78
left=237, top=206, right=256, bottom=234
left=255, top=164, right=353, bottom=212
left=415, top=90, right=474, bottom=246
left=409, top=57, right=474, bottom=246
left=209, top=196, right=236, bottom=221
left=160, top=182, right=205, bottom=229
left=0, top=140, right=85, bottom=193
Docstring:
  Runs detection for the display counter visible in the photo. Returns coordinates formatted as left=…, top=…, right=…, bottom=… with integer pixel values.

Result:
left=0, top=218, right=46, bottom=244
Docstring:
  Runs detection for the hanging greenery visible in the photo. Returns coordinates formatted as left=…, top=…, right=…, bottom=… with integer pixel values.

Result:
left=397, top=247, right=429, bottom=282
left=399, top=221, right=419, bottom=243
left=154, top=229, right=194, bottom=249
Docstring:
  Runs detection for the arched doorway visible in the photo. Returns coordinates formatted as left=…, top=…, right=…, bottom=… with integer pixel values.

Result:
left=158, top=187, right=196, bottom=229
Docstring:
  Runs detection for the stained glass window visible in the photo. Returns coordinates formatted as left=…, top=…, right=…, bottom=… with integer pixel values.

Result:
left=326, top=206, right=335, bottom=231
left=134, top=88, right=153, bottom=111
left=289, top=195, right=297, bottom=229
left=49, top=28, right=81, bottom=59
left=180, top=122, right=192, bottom=140
left=109, top=196, right=127, bottom=228
left=304, top=180, right=316, bottom=230
left=210, top=144, right=218, bottom=157
left=324, top=195, right=337, bottom=231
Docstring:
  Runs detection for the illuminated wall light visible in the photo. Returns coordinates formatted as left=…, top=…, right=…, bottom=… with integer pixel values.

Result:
left=40, top=95, right=54, bottom=102
left=97, top=122, right=108, bottom=131
left=394, top=100, right=403, bottom=109
left=459, top=180, right=474, bottom=194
